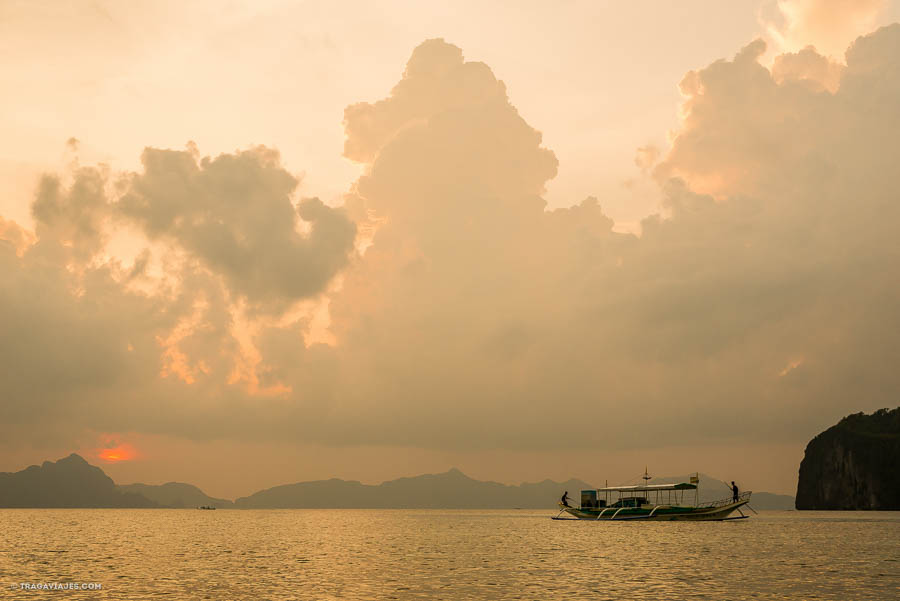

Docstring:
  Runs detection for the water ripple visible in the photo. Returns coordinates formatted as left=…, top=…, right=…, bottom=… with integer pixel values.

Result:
left=0, top=510, right=898, bottom=600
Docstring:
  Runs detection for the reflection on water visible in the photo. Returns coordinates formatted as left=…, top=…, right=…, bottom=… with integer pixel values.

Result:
left=1, top=510, right=897, bottom=600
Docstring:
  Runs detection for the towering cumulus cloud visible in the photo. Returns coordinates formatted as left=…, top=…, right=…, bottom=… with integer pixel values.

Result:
left=327, top=30, right=900, bottom=448
left=326, top=39, right=627, bottom=446
left=2, top=27, right=900, bottom=464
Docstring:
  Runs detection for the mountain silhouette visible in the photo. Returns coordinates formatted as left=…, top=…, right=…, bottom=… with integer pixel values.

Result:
left=647, top=472, right=794, bottom=510
left=0, top=455, right=795, bottom=509
left=234, top=468, right=592, bottom=509
left=0, top=453, right=158, bottom=508
left=118, top=482, right=234, bottom=509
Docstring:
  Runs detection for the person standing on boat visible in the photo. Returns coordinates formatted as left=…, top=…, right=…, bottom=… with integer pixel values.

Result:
left=731, top=481, right=739, bottom=503
left=560, top=491, right=572, bottom=508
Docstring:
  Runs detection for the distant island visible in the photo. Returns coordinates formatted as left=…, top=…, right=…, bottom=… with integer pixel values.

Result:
left=119, top=482, right=235, bottom=509
left=796, top=407, right=900, bottom=510
left=0, top=454, right=157, bottom=508
left=232, top=468, right=594, bottom=509
left=0, top=454, right=794, bottom=509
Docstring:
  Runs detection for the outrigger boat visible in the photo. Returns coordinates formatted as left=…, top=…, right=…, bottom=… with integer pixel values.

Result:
left=554, top=471, right=752, bottom=521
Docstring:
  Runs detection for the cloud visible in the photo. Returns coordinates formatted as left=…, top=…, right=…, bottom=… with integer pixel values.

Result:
left=3, top=27, right=900, bottom=465
left=323, top=30, right=900, bottom=449
left=0, top=216, right=34, bottom=256
left=0, top=224, right=171, bottom=434
left=772, top=45, right=844, bottom=91
left=0, top=144, right=355, bottom=448
left=760, top=0, right=888, bottom=58
left=31, top=167, right=111, bottom=263
left=118, top=146, right=356, bottom=311
left=634, top=145, right=661, bottom=173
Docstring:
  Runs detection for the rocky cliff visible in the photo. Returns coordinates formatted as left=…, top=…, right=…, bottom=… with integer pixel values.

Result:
left=795, top=408, right=900, bottom=510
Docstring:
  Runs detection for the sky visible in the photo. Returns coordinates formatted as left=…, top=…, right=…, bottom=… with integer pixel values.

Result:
left=2, top=0, right=899, bottom=498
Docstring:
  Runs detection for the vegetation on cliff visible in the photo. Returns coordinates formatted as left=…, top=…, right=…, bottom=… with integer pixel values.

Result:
left=796, top=408, right=900, bottom=510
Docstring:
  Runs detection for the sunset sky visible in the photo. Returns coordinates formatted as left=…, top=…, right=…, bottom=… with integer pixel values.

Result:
left=2, top=0, right=899, bottom=499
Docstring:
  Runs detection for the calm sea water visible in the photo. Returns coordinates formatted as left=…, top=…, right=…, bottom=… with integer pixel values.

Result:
left=0, top=510, right=897, bottom=600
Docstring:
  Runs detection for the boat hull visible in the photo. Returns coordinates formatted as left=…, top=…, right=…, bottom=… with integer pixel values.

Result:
left=558, top=500, right=749, bottom=521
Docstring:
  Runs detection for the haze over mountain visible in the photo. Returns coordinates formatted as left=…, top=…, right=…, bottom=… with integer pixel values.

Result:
left=0, top=454, right=793, bottom=510
left=233, top=468, right=593, bottom=509
left=648, top=473, right=793, bottom=510
left=234, top=469, right=795, bottom=510
left=118, top=482, right=235, bottom=509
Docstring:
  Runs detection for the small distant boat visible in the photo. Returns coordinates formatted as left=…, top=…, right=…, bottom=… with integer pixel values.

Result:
left=198, top=506, right=216, bottom=510
left=554, top=470, right=751, bottom=522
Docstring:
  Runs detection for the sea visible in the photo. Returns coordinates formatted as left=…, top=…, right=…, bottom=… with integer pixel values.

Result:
left=1, top=510, right=897, bottom=600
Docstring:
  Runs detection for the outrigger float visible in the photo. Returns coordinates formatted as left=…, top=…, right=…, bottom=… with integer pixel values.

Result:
left=554, top=471, right=752, bottom=522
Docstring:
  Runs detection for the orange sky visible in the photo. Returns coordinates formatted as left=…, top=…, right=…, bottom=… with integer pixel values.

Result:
left=2, top=1, right=900, bottom=498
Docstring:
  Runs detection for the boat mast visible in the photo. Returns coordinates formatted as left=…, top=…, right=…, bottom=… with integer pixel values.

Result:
left=642, top=466, right=651, bottom=504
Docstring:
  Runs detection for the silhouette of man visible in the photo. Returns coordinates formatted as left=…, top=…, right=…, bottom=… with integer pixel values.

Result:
left=731, top=481, right=739, bottom=503
left=561, top=491, right=572, bottom=508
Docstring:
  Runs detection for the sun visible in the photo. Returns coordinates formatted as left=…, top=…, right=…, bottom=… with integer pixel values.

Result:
left=98, top=443, right=137, bottom=463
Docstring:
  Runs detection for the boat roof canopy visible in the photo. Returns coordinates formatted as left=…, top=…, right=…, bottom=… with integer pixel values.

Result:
left=592, top=482, right=697, bottom=493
